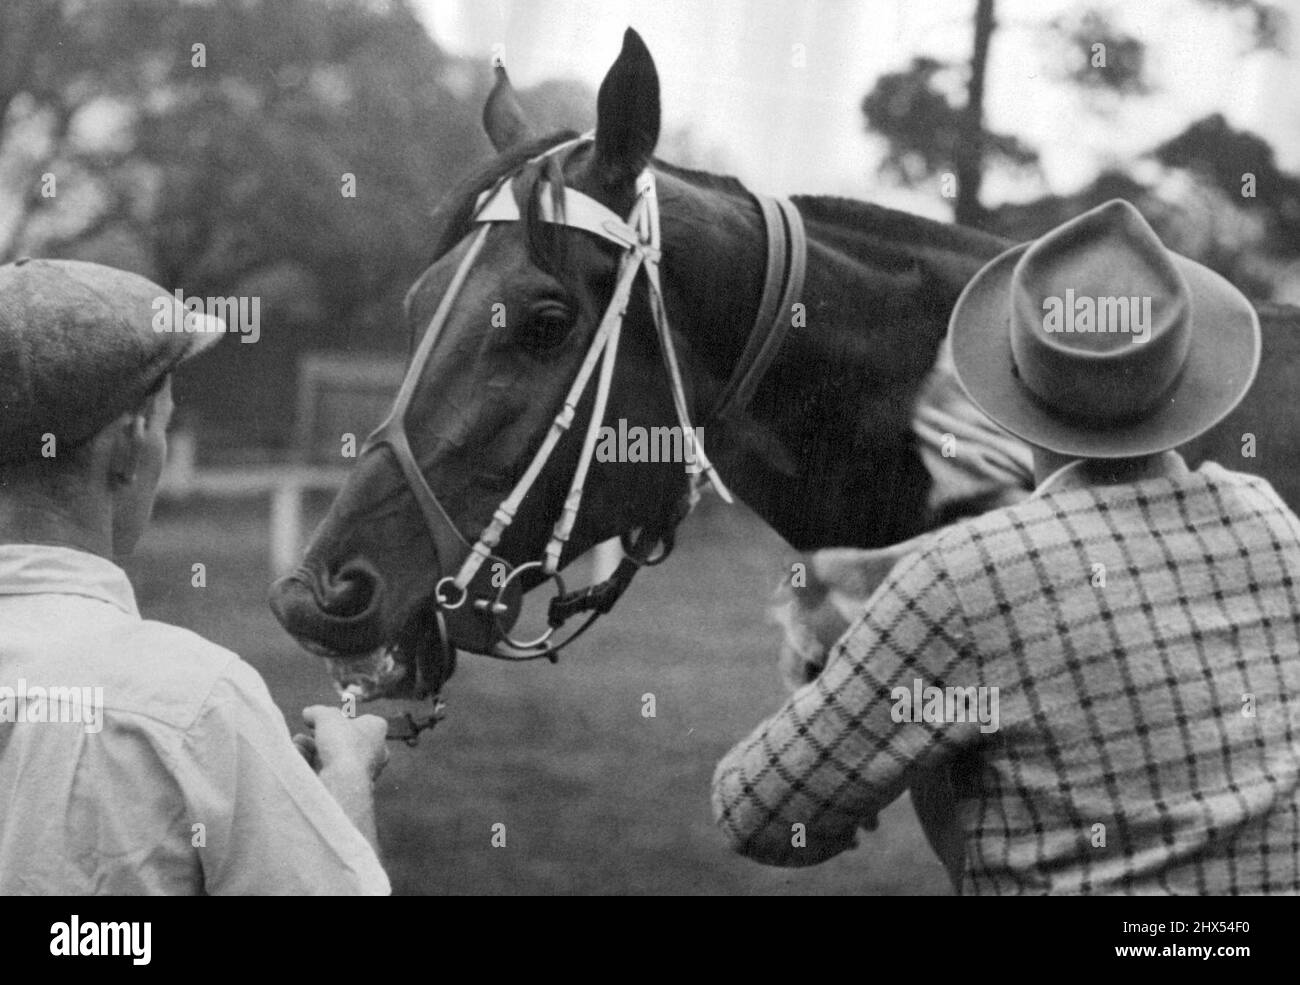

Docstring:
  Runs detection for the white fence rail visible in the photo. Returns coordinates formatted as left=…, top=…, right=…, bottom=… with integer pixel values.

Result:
left=158, top=432, right=349, bottom=575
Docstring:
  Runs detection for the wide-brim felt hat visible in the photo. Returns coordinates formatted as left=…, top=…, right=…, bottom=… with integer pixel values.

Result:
left=0, top=258, right=224, bottom=464
left=950, top=199, right=1260, bottom=459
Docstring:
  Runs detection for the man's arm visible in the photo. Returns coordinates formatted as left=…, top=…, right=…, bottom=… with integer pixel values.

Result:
left=713, top=543, right=980, bottom=867
left=773, top=536, right=935, bottom=690
left=294, top=705, right=388, bottom=857
left=771, top=535, right=968, bottom=883
left=319, top=760, right=381, bottom=857
left=177, top=661, right=391, bottom=895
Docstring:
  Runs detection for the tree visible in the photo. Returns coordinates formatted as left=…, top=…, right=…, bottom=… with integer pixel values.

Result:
left=0, top=0, right=516, bottom=449
left=860, top=0, right=1286, bottom=231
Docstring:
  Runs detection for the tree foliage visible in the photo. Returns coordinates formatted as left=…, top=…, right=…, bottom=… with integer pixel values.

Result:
left=858, top=0, right=1296, bottom=299
left=0, top=0, right=553, bottom=449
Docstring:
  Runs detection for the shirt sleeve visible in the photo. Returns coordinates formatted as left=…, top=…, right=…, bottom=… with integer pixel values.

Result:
left=711, top=542, right=982, bottom=866
left=175, top=658, right=391, bottom=895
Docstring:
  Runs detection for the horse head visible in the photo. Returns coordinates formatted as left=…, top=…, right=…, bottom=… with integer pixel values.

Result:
left=269, top=30, right=772, bottom=703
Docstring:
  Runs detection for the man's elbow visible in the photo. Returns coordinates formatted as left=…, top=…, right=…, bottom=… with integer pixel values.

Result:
left=711, top=783, right=855, bottom=867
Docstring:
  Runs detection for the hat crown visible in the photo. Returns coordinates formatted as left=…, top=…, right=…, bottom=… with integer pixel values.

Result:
left=1008, top=199, right=1192, bottom=423
left=0, top=258, right=218, bottom=463
left=949, top=198, right=1261, bottom=460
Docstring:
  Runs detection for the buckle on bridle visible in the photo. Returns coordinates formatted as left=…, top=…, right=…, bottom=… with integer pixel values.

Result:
left=620, top=527, right=675, bottom=567
left=434, top=576, right=468, bottom=610
left=489, top=560, right=564, bottom=651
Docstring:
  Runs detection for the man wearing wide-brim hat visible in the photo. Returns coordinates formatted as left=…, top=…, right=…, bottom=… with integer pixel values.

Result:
left=0, top=258, right=391, bottom=894
left=714, top=200, right=1300, bottom=894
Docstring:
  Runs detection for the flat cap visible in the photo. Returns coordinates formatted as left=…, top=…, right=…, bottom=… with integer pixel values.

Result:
left=0, top=258, right=223, bottom=463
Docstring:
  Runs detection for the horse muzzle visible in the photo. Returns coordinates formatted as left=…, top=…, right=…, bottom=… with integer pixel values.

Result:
left=271, top=555, right=524, bottom=700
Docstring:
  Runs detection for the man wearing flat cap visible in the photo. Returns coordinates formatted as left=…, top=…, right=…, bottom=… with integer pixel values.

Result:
left=715, top=200, right=1300, bottom=894
left=0, top=259, right=390, bottom=894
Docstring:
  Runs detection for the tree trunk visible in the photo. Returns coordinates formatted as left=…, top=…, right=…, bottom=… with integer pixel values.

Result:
left=954, top=0, right=996, bottom=228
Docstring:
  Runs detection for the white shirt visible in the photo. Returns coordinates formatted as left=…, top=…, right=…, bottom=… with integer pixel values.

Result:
left=0, top=543, right=389, bottom=895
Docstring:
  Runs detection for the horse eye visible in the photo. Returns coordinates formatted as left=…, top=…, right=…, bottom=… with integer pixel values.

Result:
left=522, top=305, right=572, bottom=353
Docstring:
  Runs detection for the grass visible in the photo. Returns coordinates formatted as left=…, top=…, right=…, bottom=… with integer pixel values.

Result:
left=127, top=492, right=951, bottom=895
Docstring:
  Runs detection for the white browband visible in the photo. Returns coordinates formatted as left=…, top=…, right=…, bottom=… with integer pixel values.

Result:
left=473, top=181, right=643, bottom=252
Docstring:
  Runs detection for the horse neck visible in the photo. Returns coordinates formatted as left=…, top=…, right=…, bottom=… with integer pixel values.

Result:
left=655, top=170, right=1008, bottom=550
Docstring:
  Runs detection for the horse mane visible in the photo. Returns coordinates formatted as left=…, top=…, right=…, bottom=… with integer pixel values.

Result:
left=425, top=135, right=1013, bottom=310
left=655, top=160, right=1012, bottom=264
left=794, top=195, right=1011, bottom=260
left=651, top=162, right=1012, bottom=290
left=653, top=160, right=749, bottom=198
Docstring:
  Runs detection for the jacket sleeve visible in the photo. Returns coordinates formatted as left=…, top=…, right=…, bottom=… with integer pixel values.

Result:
left=712, top=542, right=984, bottom=866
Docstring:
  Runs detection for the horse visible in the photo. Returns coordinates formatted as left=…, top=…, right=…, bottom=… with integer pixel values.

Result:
left=268, top=28, right=1026, bottom=701
left=269, top=26, right=1300, bottom=729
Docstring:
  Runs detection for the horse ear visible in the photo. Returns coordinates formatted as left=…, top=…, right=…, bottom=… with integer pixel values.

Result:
left=593, top=28, right=660, bottom=187
left=482, top=64, right=536, bottom=152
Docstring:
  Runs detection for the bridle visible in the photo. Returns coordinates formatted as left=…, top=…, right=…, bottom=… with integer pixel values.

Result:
left=364, top=136, right=805, bottom=743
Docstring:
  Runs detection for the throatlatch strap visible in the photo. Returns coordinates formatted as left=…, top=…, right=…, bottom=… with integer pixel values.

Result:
left=709, top=195, right=806, bottom=422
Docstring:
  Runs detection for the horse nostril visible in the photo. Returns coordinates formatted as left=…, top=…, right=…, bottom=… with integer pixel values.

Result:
left=318, top=557, right=381, bottom=618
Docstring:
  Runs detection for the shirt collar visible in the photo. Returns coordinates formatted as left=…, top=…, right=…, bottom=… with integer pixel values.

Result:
left=1030, top=451, right=1189, bottom=500
left=0, top=543, right=139, bottom=616
left=1030, top=459, right=1088, bottom=499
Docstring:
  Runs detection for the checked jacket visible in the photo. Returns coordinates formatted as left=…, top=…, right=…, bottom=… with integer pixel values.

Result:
left=713, top=454, right=1300, bottom=894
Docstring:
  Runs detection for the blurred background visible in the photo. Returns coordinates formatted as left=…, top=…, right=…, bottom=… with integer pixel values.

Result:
left=2, top=0, right=1296, bottom=894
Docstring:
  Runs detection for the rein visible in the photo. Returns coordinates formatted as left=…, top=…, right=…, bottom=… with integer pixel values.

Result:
left=367, top=137, right=805, bottom=743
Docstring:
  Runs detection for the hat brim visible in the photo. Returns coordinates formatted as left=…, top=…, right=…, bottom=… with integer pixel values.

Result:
left=950, top=243, right=1261, bottom=459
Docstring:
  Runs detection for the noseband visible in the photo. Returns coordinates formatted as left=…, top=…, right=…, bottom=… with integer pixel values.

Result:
left=364, top=136, right=805, bottom=742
